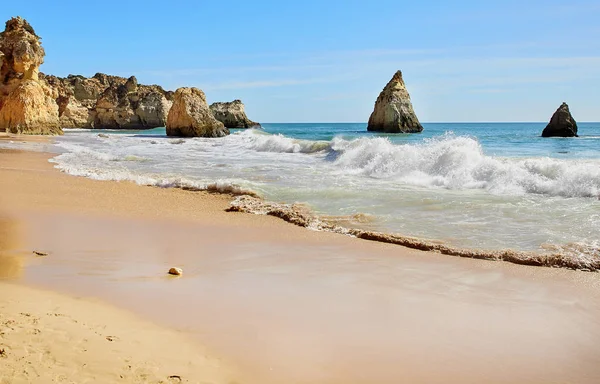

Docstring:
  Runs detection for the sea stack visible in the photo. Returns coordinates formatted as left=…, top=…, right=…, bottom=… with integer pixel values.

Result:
left=541, top=102, right=578, bottom=137
left=166, top=87, right=229, bottom=137
left=367, top=70, right=423, bottom=133
left=210, top=100, right=260, bottom=128
left=0, top=17, right=61, bottom=134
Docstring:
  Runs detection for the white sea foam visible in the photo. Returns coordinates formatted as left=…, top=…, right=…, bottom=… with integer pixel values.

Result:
left=231, top=129, right=330, bottom=153
left=38, top=127, right=600, bottom=257
left=330, top=134, right=600, bottom=198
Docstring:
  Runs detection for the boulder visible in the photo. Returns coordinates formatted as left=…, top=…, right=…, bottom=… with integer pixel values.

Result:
left=367, top=70, right=423, bottom=133
left=0, top=17, right=61, bottom=134
left=166, top=87, right=229, bottom=137
left=0, top=80, right=61, bottom=134
left=541, top=102, right=578, bottom=137
left=168, top=267, right=183, bottom=276
left=209, top=100, right=260, bottom=128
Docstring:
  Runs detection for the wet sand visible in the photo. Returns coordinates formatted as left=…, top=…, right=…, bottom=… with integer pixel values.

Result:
left=2, top=148, right=600, bottom=383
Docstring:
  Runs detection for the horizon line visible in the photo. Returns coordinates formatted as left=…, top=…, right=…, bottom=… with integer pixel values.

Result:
left=258, top=121, right=600, bottom=124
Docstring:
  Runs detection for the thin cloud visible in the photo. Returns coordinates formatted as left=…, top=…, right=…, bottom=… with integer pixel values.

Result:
left=203, top=78, right=328, bottom=91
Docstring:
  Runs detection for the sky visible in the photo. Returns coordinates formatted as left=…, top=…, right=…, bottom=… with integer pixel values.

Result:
left=1, top=0, right=599, bottom=122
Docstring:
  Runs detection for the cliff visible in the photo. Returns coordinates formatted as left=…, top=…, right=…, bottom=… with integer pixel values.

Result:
left=41, top=73, right=174, bottom=129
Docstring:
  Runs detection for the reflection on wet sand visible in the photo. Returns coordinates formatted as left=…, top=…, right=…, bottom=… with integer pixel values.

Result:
left=0, top=214, right=23, bottom=279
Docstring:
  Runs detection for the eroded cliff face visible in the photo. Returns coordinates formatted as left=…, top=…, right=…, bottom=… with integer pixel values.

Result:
left=209, top=100, right=260, bottom=128
left=0, top=17, right=61, bottom=134
left=367, top=70, right=422, bottom=134
left=41, top=73, right=173, bottom=129
left=166, top=87, right=229, bottom=137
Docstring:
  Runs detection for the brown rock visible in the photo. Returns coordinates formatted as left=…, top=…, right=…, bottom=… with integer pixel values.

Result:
left=367, top=70, right=423, bottom=133
left=0, top=17, right=61, bottom=134
left=541, top=102, right=578, bottom=137
left=0, top=80, right=61, bottom=134
left=209, top=100, right=260, bottom=128
left=41, top=73, right=174, bottom=129
left=166, top=87, right=228, bottom=137
left=0, top=17, right=44, bottom=82
left=168, top=267, right=183, bottom=276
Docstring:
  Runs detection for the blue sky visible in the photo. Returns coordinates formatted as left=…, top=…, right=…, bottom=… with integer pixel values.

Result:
left=2, top=1, right=599, bottom=122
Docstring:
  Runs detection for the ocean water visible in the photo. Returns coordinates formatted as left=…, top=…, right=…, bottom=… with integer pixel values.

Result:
left=4, top=122, right=600, bottom=261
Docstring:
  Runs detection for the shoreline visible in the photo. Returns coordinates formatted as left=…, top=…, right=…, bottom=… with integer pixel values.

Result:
left=2, top=142, right=600, bottom=383
left=228, top=195, right=600, bottom=271
left=4, top=129, right=596, bottom=272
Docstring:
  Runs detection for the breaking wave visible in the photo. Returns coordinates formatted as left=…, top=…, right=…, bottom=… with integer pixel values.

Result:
left=232, top=129, right=331, bottom=154
left=330, top=134, right=600, bottom=198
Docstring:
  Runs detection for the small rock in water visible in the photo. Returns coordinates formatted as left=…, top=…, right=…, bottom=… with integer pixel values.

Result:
left=98, top=133, right=109, bottom=138
left=33, top=250, right=48, bottom=256
left=168, top=267, right=183, bottom=276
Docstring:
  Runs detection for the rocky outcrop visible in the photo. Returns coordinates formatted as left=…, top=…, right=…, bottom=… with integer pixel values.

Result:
left=541, top=102, right=578, bottom=137
left=166, top=87, right=228, bottom=137
left=209, top=100, right=260, bottom=128
left=41, top=73, right=173, bottom=129
left=0, top=80, right=61, bottom=134
left=0, top=17, right=61, bottom=134
left=367, top=70, right=422, bottom=133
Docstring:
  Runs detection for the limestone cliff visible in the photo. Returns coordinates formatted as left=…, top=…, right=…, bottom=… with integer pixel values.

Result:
left=166, top=87, right=228, bottom=137
left=0, top=17, right=61, bottom=134
left=41, top=73, right=173, bottom=129
left=367, top=70, right=422, bottom=133
left=541, top=102, right=578, bottom=137
left=209, top=100, right=260, bottom=128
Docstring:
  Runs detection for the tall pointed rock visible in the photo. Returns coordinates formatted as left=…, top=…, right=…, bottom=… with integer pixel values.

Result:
left=367, top=70, right=422, bottom=133
left=541, top=102, right=578, bottom=137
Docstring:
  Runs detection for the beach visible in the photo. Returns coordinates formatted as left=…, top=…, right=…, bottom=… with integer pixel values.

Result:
left=2, top=144, right=600, bottom=383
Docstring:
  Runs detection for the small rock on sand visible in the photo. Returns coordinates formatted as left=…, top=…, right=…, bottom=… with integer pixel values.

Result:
left=33, top=251, right=48, bottom=256
left=168, top=267, right=183, bottom=276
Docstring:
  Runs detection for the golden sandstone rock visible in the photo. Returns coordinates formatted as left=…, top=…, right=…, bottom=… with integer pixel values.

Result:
left=42, top=73, right=174, bottom=129
left=367, top=70, right=423, bottom=134
left=166, top=88, right=229, bottom=137
left=0, top=17, right=61, bottom=134
left=210, top=100, right=260, bottom=128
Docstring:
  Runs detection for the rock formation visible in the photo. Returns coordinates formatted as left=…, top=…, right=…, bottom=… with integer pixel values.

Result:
left=166, top=87, right=229, bottom=137
left=41, top=73, right=173, bottom=129
left=209, top=100, right=260, bottom=128
left=367, top=70, right=423, bottom=133
left=0, top=17, right=61, bottom=134
left=541, top=102, right=578, bottom=137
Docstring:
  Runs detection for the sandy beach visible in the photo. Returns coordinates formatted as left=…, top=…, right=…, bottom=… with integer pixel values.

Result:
left=0, top=282, right=236, bottom=383
left=2, top=144, right=600, bottom=383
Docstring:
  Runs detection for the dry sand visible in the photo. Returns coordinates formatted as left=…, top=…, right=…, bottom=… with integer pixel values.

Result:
left=0, top=149, right=239, bottom=383
left=0, top=282, right=236, bottom=384
left=2, top=145, right=600, bottom=383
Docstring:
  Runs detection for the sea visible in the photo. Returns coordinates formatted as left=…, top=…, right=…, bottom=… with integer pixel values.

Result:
left=3, top=122, right=600, bottom=265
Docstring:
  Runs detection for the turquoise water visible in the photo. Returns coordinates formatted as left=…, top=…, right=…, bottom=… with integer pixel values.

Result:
left=3, top=122, right=599, bottom=261
left=258, top=122, right=600, bottom=159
